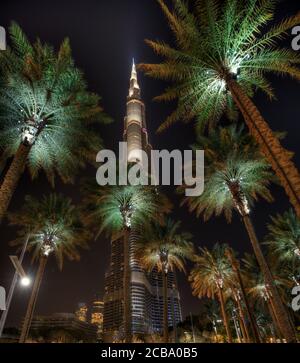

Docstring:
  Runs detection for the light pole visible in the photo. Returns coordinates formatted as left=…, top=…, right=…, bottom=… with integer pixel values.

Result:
left=0, top=235, right=30, bottom=337
left=225, top=248, right=261, bottom=343
left=232, top=308, right=242, bottom=343
left=0, top=26, right=6, bottom=50
left=190, top=312, right=196, bottom=343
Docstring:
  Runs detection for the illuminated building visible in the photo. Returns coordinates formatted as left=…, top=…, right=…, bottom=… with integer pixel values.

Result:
left=30, top=313, right=97, bottom=343
left=91, top=296, right=104, bottom=340
left=75, top=303, right=88, bottom=323
left=103, top=61, right=182, bottom=342
left=91, top=296, right=104, bottom=325
left=124, top=59, right=151, bottom=163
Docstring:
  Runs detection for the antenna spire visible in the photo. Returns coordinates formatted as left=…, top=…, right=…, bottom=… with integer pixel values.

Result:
left=129, top=58, right=140, bottom=98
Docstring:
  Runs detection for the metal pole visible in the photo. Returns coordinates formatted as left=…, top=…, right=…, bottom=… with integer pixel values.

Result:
left=190, top=312, right=196, bottom=343
left=225, top=248, right=261, bottom=342
left=232, top=311, right=242, bottom=343
left=213, top=320, right=218, bottom=342
left=0, top=234, right=29, bottom=337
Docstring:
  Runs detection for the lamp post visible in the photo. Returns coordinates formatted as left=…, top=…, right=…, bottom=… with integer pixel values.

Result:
left=0, top=235, right=30, bottom=337
left=225, top=248, right=261, bottom=343
left=0, top=26, right=6, bottom=176
left=232, top=308, right=242, bottom=343
left=190, top=312, right=196, bottom=343
left=0, top=26, right=6, bottom=51
left=212, top=319, right=218, bottom=342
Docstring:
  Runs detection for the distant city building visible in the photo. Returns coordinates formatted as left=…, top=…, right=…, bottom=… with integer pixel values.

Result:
left=75, top=303, right=88, bottom=322
left=103, top=62, right=182, bottom=342
left=91, top=297, right=104, bottom=325
left=91, top=296, right=104, bottom=340
left=29, top=313, right=97, bottom=343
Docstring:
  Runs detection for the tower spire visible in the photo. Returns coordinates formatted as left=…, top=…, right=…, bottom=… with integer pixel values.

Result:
left=131, top=58, right=136, bottom=78
left=129, top=58, right=140, bottom=99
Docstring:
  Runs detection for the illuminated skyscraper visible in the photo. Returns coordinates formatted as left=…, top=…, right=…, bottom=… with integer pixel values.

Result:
left=103, top=61, right=182, bottom=342
left=123, top=59, right=151, bottom=163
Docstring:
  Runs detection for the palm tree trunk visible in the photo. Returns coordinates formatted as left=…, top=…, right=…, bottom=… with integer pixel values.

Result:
left=162, top=271, right=169, bottom=343
left=243, top=215, right=297, bottom=342
left=227, top=79, right=300, bottom=219
left=0, top=152, right=9, bottom=179
left=0, top=143, right=31, bottom=224
left=123, top=227, right=132, bottom=343
left=218, top=287, right=233, bottom=343
left=19, top=256, right=47, bottom=343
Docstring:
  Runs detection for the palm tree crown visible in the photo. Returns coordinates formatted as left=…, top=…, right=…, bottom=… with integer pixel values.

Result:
left=265, top=209, right=300, bottom=263
left=190, top=243, right=235, bottom=299
left=140, top=0, right=300, bottom=132
left=135, top=218, right=194, bottom=274
left=243, top=253, right=272, bottom=306
left=243, top=253, right=288, bottom=306
left=8, top=194, right=89, bottom=269
left=82, top=181, right=171, bottom=235
left=0, top=23, right=110, bottom=183
left=182, top=125, right=274, bottom=221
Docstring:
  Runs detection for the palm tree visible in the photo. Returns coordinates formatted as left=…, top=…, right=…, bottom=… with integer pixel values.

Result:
left=135, top=218, right=193, bottom=343
left=255, top=310, right=276, bottom=342
left=264, top=210, right=300, bottom=327
left=265, top=211, right=300, bottom=327
left=8, top=194, right=89, bottom=343
left=0, top=23, right=109, bottom=222
left=201, top=300, right=222, bottom=342
left=268, top=255, right=298, bottom=332
left=139, top=0, right=300, bottom=218
left=182, top=125, right=297, bottom=342
left=82, top=181, right=170, bottom=343
left=265, top=209, right=300, bottom=277
left=228, top=289, right=249, bottom=343
left=190, top=243, right=235, bottom=343
left=243, top=254, right=291, bottom=342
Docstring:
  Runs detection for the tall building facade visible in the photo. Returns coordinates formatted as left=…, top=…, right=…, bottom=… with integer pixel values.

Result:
left=103, top=61, right=182, bottom=342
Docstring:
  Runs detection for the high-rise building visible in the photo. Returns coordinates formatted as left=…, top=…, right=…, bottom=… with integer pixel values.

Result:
left=123, top=59, right=152, bottom=163
left=75, top=303, right=88, bottom=323
left=103, top=61, right=182, bottom=342
left=91, top=295, right=104, bottom=340
left=91, top=296, right=104, bottom=326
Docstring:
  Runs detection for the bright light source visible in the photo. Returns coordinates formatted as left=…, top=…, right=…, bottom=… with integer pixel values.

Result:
left=294, top=248, right=300, bottom=257
left=20, top=276, right=31, bottom=287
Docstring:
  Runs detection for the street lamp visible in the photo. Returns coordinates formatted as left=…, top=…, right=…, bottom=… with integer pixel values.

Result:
left=0, top=235, right=30, bottom=337
left=20, top=276, right=31, bottom=287
left=0, top=26, right=6, bottom=50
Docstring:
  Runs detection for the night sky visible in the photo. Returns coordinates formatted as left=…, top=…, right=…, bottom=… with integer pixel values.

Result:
left=0, top=0, right=299, bottom=328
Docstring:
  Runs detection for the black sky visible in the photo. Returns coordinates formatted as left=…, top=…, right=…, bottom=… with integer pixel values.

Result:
left=0, top=0, right=299, bottom=328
